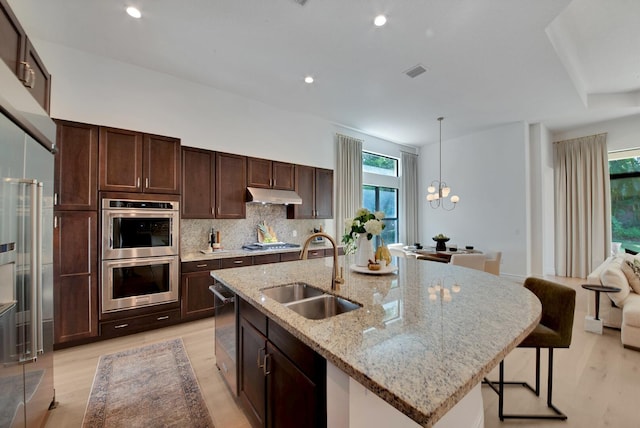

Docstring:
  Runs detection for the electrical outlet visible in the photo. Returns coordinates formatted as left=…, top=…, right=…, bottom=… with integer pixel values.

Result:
left=292, top=230, right=297, bottom=237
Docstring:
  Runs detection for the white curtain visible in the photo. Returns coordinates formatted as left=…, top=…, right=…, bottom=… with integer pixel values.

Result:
left=401, top=152, right=419, bottom=245
left=554, top=133, right=611, bottom=277
left=336, top=134, right=363, bottom=243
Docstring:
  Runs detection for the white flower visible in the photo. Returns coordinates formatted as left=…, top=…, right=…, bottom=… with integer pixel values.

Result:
left=374, top=211, right=385, bottom=220
left=364, top=219, right=383, bottom=236
left=355, top=208, right=369, bottom=218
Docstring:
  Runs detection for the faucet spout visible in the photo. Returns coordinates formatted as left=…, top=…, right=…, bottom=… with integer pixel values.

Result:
left=300, top=232, right=344, bottom=290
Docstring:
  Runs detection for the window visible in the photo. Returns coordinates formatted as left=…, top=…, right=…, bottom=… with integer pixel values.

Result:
left=610, top=156, right=640, bottom=253
left=363, top=185, right=398, bottom=247
left=362, top=151, right=400, bottom=245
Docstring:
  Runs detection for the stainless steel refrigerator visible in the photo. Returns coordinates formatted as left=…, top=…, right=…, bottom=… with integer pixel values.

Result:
left=0, top=60, right=56, bottom=427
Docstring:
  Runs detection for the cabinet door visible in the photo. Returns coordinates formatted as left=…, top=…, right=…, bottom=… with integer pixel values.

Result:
left=247, top=157, right=272, bottom=189
left=0, top=0, right=26, bottom=80
left=23, top=38, right=51, bottom=113
left=143, top=134, right=181, bottom=194
left=180, top=271, right=215, bottom=320
left=53, top=211, right=98, bottom=344
left=216, top=152, right=246, bottom=219
left=314, top=168, right=333, bottom=219
left=239, top=318, right=267, bottom=428
left=99, top=127, right=144, bottom=192
left=54, top=120, right=98, bottom=210
left=266, top=342, right=323, bottom=428
left=272, top=162, right=294, bottom=190
left=287, top=165, right=315, bottom=219
left=182, top=147, right=215, bottom=218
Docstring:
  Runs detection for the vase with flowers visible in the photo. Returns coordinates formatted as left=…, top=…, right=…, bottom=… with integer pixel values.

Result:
left=342, top=208, right=386, bottom=266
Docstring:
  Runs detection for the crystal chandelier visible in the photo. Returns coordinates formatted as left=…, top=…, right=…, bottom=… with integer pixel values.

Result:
left=426, top=117, right=459, bottom=210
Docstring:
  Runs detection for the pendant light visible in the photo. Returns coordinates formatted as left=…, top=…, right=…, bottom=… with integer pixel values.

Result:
left=426, top=117, right=459, bottom=210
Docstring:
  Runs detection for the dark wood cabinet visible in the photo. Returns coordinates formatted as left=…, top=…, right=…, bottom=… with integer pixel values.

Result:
left=180, top=260, right=220, bottom=320
left=287, top=165, right=333, bottom=219
left=0, top=0, right=51, bottom=113
left=54, top=120, right=98, bottom=211
left=53, top=211, right=98, bottom=345
left=100, top=309, right=181, bottom=338
left=247, top=157, right=294, bottom=191
left=182, top=147, right=215, bottom=218
left=238, top=298, right=326, bottom=428
left=99, top=127, right=180, bottom=194
left=216, top=152, right=247, bottom=219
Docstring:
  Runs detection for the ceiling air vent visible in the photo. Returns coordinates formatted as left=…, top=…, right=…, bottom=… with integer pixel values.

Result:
left=405, top=64, right=428, bottom=78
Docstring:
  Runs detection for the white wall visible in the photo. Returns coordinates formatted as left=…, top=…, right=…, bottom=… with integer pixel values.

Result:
left=552, top=113, right=640, bottom=152
left=418, top=122, right=529, bottom=277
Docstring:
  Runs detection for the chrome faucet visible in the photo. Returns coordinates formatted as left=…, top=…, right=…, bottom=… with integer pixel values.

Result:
left=300, top=232, right=344, bottom=290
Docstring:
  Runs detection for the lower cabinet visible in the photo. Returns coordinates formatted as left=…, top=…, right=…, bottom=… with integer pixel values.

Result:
left=180, top=260, right=220, bottom=320
left=238, top=298, right=326, bottom=428
left=100, top=309, right=181, bottom=339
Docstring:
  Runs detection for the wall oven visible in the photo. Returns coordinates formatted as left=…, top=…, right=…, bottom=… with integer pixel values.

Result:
left=101, top=197, right=179, bottom=314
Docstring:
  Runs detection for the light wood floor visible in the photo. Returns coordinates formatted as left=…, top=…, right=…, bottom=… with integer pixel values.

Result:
left=45, top=276, right=639, bottom=428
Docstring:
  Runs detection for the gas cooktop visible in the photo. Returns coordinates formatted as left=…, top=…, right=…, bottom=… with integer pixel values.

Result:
left=242, top=242, right=301, bottom=251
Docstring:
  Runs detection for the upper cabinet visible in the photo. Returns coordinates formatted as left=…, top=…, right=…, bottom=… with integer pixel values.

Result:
left=54, top=120, right=98, bottom=211
left=99, top=127, right=181, bottom=194
left=247, top=157, right=294, bottom=190
left=182, top=147, right=215, bottom=219
left=216, top=152, right=247, bottom=219
left=0, top=0, right=51, bottom=113
left=287, top=166, right=333, bottom=219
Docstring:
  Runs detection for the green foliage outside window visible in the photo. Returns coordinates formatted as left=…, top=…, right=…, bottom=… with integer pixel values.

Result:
left=610, top=157, right=640, bottom=253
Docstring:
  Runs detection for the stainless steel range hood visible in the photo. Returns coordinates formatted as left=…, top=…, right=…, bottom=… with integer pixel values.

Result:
left=247, top=187, right=302, bottom=205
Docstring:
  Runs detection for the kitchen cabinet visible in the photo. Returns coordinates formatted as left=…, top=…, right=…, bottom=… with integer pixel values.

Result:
left=100, top=309, right=181, bottom=339
left=54, top=120, right=98, bottom=211
left=99, top=127, right=181, bottom=194
left=238, top=297, right=326, bottom=428
left=53, top=211, right=98, bottom=345
left=247, top=157, right=295, bottom=190
left=0, top=0, right=51, bottom=113
left=182, top=147, right=215, bottom=218
left=180, top=260, right=220, bottom=320
left=287, top=165, right=333, bottom=219
left=216, top=152, right=247, bottom=219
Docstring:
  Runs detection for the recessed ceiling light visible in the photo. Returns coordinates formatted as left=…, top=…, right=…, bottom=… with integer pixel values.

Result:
left=374, top=15, right=387, bottom=27
left=126, top=6, right=142, bottom=19
left=304, top=76, right=314, bottom=84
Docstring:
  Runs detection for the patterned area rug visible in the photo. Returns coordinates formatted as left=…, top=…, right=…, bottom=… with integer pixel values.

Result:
left=82, top=338, right=214, bottom=428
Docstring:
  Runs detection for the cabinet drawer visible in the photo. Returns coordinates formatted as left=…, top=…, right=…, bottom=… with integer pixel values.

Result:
left=239, top=298, right=267, bottom=336
left=100, top=309, right=180, bottom=338
left=306, top=249, right=325, bottom=259
left=280, top=251, right=300, bottom=262
left=324, top=247, right=345, bottom=257
left=253, top=253, right=280, bottom=265
left=181, top=259, right=221, bottom=273
left=221, top=256, right=253, bottom=269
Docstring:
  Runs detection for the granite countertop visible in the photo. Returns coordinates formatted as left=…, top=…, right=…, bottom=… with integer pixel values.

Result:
left=212, top=256, right=541, bottom=427
left=181, top=242, right=334, bottom=262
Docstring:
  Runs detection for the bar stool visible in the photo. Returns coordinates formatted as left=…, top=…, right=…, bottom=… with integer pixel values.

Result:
left=483, top=277, right=576, bottom=420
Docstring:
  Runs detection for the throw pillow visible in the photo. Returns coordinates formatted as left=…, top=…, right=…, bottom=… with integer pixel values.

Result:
left=600, top=256, right=631, bottom=306
left=622, top=259, right=640, bottom=294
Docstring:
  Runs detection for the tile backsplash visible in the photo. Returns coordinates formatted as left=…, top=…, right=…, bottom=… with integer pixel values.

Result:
left=181, top=204, right=334, bottom=253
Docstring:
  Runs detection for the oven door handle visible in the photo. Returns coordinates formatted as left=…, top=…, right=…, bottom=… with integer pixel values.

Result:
left=209, top=285, right=235, bottom=304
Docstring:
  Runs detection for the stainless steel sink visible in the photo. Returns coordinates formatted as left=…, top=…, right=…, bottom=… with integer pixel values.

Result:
left=284, top=295, right=361, bottom=320
left=261, top=282, right=325, bottom=303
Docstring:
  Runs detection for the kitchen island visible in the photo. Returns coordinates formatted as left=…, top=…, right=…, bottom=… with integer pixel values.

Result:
left=212, top=255, right=541, bottom=427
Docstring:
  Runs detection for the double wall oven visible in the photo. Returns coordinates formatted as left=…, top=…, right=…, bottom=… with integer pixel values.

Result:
left=101, top=197, right=179, bottom=313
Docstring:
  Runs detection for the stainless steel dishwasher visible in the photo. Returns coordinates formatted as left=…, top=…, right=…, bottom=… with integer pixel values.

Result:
left=209, top=283, right=237, bottom=396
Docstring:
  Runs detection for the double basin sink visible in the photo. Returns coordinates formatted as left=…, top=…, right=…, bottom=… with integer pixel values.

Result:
left=261, top=282, right=361, bottom=320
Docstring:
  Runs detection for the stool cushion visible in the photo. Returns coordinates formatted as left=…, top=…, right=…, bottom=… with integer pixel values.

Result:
left=519, top=323, right=563, bottom=348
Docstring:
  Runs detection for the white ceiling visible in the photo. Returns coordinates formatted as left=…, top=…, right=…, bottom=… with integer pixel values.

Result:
left=9, top=0, right=640, bottom=146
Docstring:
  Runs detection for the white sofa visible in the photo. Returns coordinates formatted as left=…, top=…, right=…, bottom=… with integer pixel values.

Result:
left=587, top=255, right=640, bottom=350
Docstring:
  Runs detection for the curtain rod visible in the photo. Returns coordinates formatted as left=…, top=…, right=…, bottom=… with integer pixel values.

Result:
left=553, top=132, right=607, bottom=144
left=335, top=132, right=364, bottom=142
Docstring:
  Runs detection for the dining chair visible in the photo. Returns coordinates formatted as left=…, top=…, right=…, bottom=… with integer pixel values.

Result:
left=449, top=253, right=486, bottom=271
left=483, top=251, right=502, bottom=275
left=387, top=243, right=407, bottom=258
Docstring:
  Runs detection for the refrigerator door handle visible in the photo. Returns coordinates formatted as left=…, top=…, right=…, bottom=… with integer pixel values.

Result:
left=28, top=180, right=39, bottom=362
left=36, top=182, right=44, bottom=355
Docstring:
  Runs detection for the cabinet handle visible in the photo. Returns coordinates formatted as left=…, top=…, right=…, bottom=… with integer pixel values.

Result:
left=145, top=178, right=149, bottom=188
left=234, top=260, right=244, bottom=264
left=54, top=216, right=58, bottom=229
left=114, top=323, right=129, bottom=329
left=263, top=353, right=271, bottom=376
left=196, top=264, right=208, bottom=268
left=19, top=61, right=32, bottom=86
left=136, top=177, right=141, bottom=188
left=54, top=193, right=58, bottom=206
left=257, top=347, right=265, bottom=368
left=28, top=68, right=36, bottom=89
left=156, top=315, right=169, bottom=321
